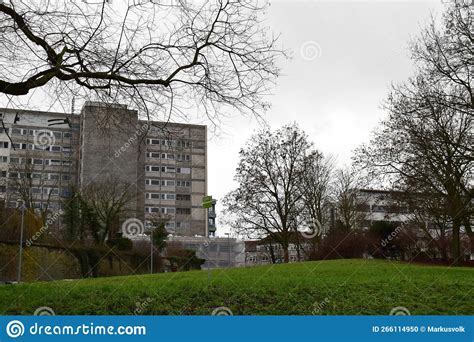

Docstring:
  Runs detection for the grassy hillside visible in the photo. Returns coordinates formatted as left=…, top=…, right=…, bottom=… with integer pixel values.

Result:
left=1, top=259, right=473, bottom=315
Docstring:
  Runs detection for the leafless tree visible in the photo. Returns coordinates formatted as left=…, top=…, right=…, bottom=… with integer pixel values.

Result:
left=223, top=124, right=312, bottom=263
left=332, top=168, right=368, bottom=230
left=6, top=151, right=61, bottom=223
left=301, top=153, right=335, bottom=232
left=355, top=3, right=473, bottom=264
left=0, top=0, right=284, bottom=124
left=78, top=180, right=136, bottom=243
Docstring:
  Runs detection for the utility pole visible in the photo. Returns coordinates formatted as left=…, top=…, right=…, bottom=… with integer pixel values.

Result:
left=225, top=233, right=231, bottom=268
left=17, top=201, right=26, bottom=283
left=150, top=229, right=153, bottom=274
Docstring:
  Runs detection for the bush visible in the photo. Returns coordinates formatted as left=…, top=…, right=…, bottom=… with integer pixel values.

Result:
left=107, top=237, right=133, bottom=251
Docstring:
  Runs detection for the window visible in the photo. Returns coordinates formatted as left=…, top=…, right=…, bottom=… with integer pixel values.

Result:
left=0, top=156, right=7, bottom=163
left=11, top=128, right=24, bottom=135
left=53, top=131, right=62, bottom=139
left=33, top=159, right=43, bottom=165
left=61, top=188, right=71, bottom=197
left=62, top=160, right=72, bottom=166
left=0, top=128, right=9, bottom=134
left=177, top=154, right=191, bottom=161
left=9, top=172, right=18, bottom=178
left=63, top=132, right=73, bottom=138
left=162, top=166, right=175, bottom=173
left=146, top=152, right=160, bottom=159
left=50, top=146, right=61, bottom=152
left=176, top=180, right=191, bottom=187
left=1, top=171, right=6, bottom=177
left=146, top=193, right=161, bottom=200
left=34, top=144, right=48, bottom=151
left=62, top=147, right=72, bottom=153
left=62, top=174, right=71, bottom=181
left=162, top=207, right=175, bottom=214
left=162, top=194, right=175, bottom=200
left=146, top=139, right=161, bottom=145
left=176, top=194, right=191, bottom=201
left=176, top=208, right=191, bottom=215
left=49, top=173, right=60, bottom=180
left=48, top=159, right=61, bottom=166
left=10, top=157, right=20, bottom=164
left=1, top=141, right=9, bottom=148
left=32, top=173, right=42, bottom=179
left=145, top=165, right=161, bottom=172
left=177, top=140, right=191, bottom=148
left=177, top=167, right=191, bottom=174
left=145, top=179, right=160, bottom=186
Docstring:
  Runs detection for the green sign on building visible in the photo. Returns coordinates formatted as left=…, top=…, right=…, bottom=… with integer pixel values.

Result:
left=202, top=195, right=213, bottom=209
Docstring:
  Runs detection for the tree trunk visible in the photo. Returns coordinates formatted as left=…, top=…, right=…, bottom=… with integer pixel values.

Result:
left=452, top=218, right=461, bottom=265
left=283, top=246, right=289, bottom=263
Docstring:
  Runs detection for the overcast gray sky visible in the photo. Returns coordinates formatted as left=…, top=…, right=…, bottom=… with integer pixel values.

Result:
left=209, top=0, right=444, bottom=233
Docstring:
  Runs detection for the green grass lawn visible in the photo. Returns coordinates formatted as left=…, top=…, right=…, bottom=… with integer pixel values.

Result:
left=1, top=259, right=473, bottom=315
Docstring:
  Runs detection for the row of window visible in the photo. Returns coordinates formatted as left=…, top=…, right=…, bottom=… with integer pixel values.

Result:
left=146, top=152, right=191, bottom=161
left=144, top=220, right=190, bottom=229
left=4, top=171, right=71, bottom=181
left=145, top=193, right=191, bottom=201
left=145, top=166, right=191, bottom=174
left=146, top=139, right=192, bottom=148
left=2, top=186, right=70, bottom=196
left=145, top=179, right=191, bottom=187
left=6, top=200, right=64, bottom=210
left=8, top=142, right=72, bottom=153
left=5, top=128, right=73, bottom=139
left=1, top=157, right=73, bottom=166
left=8, top=156, right=73, bottom=165
left=144, top=207, right=192, bottom=215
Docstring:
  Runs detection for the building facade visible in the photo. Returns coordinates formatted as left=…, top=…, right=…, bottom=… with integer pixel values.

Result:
left=0, top=102, right=208, bottom=237
left=167, top=235, right=246, bottom=269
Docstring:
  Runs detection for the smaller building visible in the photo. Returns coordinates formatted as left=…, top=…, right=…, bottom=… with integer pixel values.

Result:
left=166, top=235, right=245, bottom=269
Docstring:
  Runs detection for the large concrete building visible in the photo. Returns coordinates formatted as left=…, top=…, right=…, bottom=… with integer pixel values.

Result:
left=0, top=102, right=208, bottom=237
